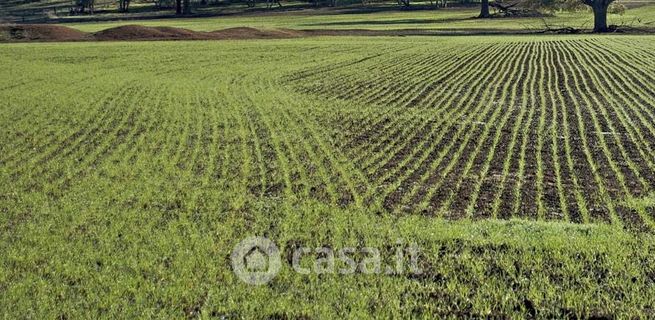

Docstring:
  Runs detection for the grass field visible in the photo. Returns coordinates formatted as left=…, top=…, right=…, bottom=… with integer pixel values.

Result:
left=2, top=35, right=655, bottom=317
left=59, top=5, right=655, bottom=32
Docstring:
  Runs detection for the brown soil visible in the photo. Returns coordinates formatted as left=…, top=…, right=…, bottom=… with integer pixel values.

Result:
left=1, top=23, right=654, bottom=43
left=93, top=25, right=204, bottom=41
left=0, top=24, right=90, bottom=41
left=0, top=24, right=307, bottom=42
left=93, top=25, right=306, bottom=41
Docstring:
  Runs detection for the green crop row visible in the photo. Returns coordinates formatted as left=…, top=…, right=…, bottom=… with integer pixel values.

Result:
left=3, top=36, right=655, bottom=317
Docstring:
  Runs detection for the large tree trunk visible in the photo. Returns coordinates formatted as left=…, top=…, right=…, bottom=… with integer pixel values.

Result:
left=479, top=0, right=490, bottom=18
left=119, top=0, right=129, bottom=12
left=592, top=2, right=609, bottom=32
left=176, top=0, right=182, bottom=14
left=183, top=0, right=190, bottom=14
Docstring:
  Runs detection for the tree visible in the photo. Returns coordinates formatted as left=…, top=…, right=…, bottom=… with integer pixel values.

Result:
left=479, top=0, right=491, bottom=18
left=118, top=0, right=131, bottom=12
left=174, top=0, right=190, bottom=14
left=152, top=0, right=175, bottom=9
left=72, top=0, right=95, bottom=14
left=183, top=0, right=191, bottom=13
left=582, top=0, right=614, bottom=32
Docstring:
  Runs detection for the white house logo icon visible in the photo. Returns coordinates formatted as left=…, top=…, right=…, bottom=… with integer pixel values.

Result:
left=231, top=236, right=281, bottom=285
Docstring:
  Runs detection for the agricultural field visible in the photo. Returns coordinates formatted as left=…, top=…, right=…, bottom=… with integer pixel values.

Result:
left=2, top=35, right=655, bottom=317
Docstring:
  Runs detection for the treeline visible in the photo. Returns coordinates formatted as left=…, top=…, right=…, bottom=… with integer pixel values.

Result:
left=69, top=0, right=486, bottom=16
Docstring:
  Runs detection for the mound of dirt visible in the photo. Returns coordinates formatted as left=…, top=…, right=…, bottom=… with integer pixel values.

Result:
left=91, top=25, right=305, bottom=41
left=93, top=25, right=210, bottom=41
left=0, top=24, right=89, bottom=41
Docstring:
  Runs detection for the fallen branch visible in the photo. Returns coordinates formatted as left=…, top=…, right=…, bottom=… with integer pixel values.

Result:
left=537, top=18, right=583, bottom=34
left=490, top=2, right=545, bottom=17
left=538, top=26, right=582, bottom=34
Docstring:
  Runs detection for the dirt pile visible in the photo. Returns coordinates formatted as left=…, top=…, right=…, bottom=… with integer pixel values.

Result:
left=0, top=24, right=89, bottom=41
left=93, top=25, right=209, bottom=41
left=0, top=24, right=307, bottom=42
left=94, top=25, right=305, bottom=41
